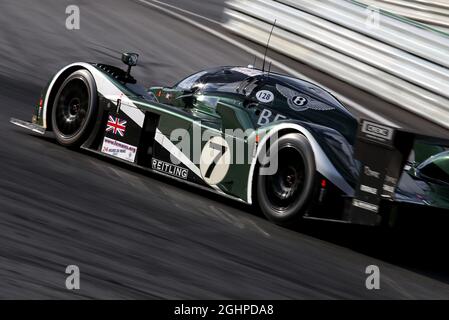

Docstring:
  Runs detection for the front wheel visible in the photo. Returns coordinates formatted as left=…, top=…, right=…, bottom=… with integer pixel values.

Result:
left=256, top=133, right=316, bottom=227
left=51, top=69, right=98, bottom=147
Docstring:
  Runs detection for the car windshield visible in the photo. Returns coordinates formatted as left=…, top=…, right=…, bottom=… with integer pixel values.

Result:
left=175, top=67, right=262, bottom=92
left=202, top=82, right=241, bottom=93
left=175, top=71, right=208, bottom=90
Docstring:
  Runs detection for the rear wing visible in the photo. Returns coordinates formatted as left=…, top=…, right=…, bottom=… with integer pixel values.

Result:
left=347, top=119, right=449, bottom=226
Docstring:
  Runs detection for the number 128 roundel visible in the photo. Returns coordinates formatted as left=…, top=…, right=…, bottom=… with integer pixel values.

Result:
left=11, top=53, right=449, bottom=228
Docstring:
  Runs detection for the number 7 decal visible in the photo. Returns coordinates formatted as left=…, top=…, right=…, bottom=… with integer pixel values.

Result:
left=200, top=136, right=231, bottom=185
left=205, top=142, right=227, bottom=179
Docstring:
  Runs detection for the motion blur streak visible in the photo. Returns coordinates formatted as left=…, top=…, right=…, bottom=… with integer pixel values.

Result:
left=139, top=0, right=399, bottom=127
left=1, top=0, right=449, bottom=298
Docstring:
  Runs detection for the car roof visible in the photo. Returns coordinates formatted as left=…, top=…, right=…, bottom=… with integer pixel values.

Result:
left=195, top=66, right=348, bottom=113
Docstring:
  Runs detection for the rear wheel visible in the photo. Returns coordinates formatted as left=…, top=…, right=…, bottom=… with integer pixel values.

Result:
left=256, top=133, right=316, bottom=226
left=51, top=70, right=98, bottom=147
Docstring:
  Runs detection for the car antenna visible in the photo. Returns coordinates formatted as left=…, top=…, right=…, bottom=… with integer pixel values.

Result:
left=262, top=19, right=277, bottom=73
left=267, top=61, right=272, bottom=75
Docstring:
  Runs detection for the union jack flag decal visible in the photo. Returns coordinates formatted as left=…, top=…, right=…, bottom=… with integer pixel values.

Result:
left=106, top=115, right=127, bottom=137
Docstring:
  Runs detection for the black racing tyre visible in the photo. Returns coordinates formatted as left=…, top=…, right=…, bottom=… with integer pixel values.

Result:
left=51, top=69, right=98, bottom=147
left=256, top=133, right=316, bottom=226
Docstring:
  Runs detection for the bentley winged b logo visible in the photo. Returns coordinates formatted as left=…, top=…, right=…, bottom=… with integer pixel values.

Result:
left=276, top=84, right=335, bottom=112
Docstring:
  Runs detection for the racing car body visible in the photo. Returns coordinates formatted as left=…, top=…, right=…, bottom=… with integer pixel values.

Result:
left=10, top=53, right=449, bottom=227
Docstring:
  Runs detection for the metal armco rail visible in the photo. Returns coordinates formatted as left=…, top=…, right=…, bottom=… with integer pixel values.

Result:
left=223, top=0, right=449, bottom=129
left=355, top=0, right=449, bottom=32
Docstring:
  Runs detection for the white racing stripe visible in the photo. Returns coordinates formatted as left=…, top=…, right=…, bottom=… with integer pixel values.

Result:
left=154, top=128, right=202, bottom=178
left=92, top=69, right=145, bottom=127
left=42, top=62, right=145, bottom=128
left=137, top=0, right=399, bottom=127
left=154, top=128, right=225, bottom=193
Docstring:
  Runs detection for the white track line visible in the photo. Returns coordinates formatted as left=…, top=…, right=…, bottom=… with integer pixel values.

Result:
left=137, top=0, right=400, bottom=127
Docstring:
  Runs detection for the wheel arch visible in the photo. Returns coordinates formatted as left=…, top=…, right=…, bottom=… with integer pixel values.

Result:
left=249, top=128, right=309, bottom=206
left=247, top=123, right=354, bottom=204
left=43, top=65, right=90, bottom=131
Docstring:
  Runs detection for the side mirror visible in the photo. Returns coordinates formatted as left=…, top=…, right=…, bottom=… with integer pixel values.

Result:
left=122, top=52, right=139, bottom=67
left=121, top=53, right=139, bottom=81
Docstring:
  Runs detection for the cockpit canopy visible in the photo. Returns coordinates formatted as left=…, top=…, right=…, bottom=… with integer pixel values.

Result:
left=174, top=67, right=263, bottom=92
left=173, top=66, right=357, bottom=143
left=174, top=66, right=350, bottom=112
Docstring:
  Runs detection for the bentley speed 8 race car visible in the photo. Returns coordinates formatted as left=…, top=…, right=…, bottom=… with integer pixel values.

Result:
left=10, top=53, right=449, bottom=228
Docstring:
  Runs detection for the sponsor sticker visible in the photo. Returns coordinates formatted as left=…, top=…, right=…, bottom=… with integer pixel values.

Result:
left=152, top=159, right=188, bottom=179
left=353, top=199, right=379, bottom=213
left=255, top=90, right=274, bottom=103
left=257, top=108, right=288, bottom=126
left=106, top=115, right=127, bottom=137
left=361, top=120, right=394, bottom=142
left=360, top=184, right=378, bottom=195
left=101, top=137, right=137, bottom=162
left=383, top=184, right=395, bottom=193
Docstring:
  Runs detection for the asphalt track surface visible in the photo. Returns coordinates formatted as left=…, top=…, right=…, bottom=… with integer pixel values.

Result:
left=1, top=0, right=449, bottom=299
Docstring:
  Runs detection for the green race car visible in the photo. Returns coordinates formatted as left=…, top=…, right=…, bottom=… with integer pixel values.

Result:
left=10, top=53, right=449, bottom=228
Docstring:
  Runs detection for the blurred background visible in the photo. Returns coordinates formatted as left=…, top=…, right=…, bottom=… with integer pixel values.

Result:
left=223, top=0, right=449, bottom=132
left=1, top=0, right=449, bottom=299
